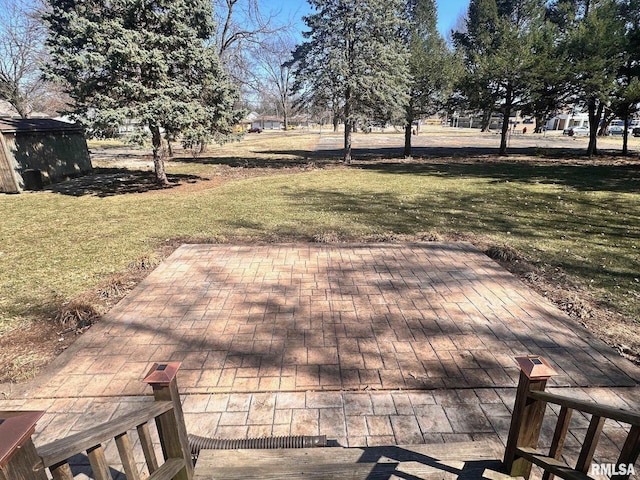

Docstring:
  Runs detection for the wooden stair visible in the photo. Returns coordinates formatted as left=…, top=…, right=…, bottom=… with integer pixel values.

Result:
left=193, top=440, right=518, bottom=479
left=515, top=447, right=594, bottom=480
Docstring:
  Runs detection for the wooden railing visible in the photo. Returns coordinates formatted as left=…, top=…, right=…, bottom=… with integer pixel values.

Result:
left=504, top=355, right=640, bottom=480
left=3, top=355, right=638, bottom=480
left=0, top=362, right=193, bottom=480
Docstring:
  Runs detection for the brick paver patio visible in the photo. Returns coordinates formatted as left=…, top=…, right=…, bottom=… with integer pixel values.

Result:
left=18, top=243, right=638, bottom=400
left=3, top=242, right=639, bottom=478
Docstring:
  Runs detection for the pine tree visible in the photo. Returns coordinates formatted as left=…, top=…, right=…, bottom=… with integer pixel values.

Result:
left=521, top=18, right=572, bottom=133
left=455, top=0, right=546, bottom=155
left=453, top=0, right=501, bottom=133
left=43, top=0, right=239, bottom=185
left=550, top=0, right=626, bottom=156
left=293, top=0, right=410, bottom=163
left=614, top=0, right=640, bottom=155
left=403, top=0, right=458, bottom=157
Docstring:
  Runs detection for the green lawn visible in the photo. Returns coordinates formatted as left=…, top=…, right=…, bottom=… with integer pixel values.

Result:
left=1, top=136, right=639, bottom=340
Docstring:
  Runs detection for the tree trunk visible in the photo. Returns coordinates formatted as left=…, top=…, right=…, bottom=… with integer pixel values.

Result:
left=499, top=86, right=512, bottom=156
left=8, top=88, right=29, bottom=118
left=499, top=112, right=510, bottom=155
left=534, top=115, right=544, bottom=134
left=167, top=141, right=173, bottom=157
left=333, top=114, right=339, bottom=132
left=15, top=102, right=29, bottom=119
left=344, top=119, right=352, bottom=164
left=404, top=121, right=412, bottom=158
left=586, top=99, right=603, bottom=157
left=283, top=103, right=289, bottom=130
left=622, top=109, right=629, bottom=156
left=481, top=109, right=492, bottom=132
left=344, top=87, right=352, bottom=164
left=150, top=123, right=169, bottom=186
left=598, top=110, right=613, bottom=136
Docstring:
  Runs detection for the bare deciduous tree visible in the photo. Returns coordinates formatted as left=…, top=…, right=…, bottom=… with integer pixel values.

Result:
left=0, top=0, right=66, bottom=117
left=213, top=0, right=295, bottom=115
left=248, top=33, right=297, bottom=129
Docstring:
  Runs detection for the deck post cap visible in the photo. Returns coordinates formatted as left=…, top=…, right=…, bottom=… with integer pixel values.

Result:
left=143, top=362, right=182, bottom=386
left=0, top=411, right=45, bottom=469
left=515, top=355, right=557, bottom=380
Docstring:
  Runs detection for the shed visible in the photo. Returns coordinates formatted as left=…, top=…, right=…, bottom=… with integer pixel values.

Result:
left=251, top=115, right=284, bottom=130
left=0, top=118, right=92, bottom=193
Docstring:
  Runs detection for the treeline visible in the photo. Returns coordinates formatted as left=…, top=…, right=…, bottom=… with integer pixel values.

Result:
left=292, top=0, right=640, bottom=160
left=2, top=0, right=638, bottom=183
left=453, top=0, right=640, bottom=157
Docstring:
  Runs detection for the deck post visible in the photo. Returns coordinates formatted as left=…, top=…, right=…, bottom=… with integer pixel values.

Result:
left=504, top=355, right=557, bottom=479
left=143, top=362, right=194, bottom=480
left=0, top=411, right=48, bottom=480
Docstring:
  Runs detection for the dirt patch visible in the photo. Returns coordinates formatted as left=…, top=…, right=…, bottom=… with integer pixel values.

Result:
left=50, top=160, right=323, bottom=197
left=0, top=250, right=167, bottom=386
left=0, top=320, right=73, bottom=387
left=45, top=168, right=204, bottom=197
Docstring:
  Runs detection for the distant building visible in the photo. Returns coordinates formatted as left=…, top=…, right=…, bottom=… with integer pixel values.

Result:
left=237, top=112, right=259, bottom=132
left=450, top=112, right=517, bottom=131
left=0, top=118, right=92, bottom=193
left=251, top=115, right=284, bottom=130
left=545, top=113, right=589, bottom=131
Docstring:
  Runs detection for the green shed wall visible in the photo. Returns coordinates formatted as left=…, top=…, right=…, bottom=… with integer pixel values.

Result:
left=3, top=130, right=92, bottom=190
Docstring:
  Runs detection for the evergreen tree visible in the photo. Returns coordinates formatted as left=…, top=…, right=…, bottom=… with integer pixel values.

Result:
left=550, top=0, right=626, bottom=156
left=521, top=18, right=572, bottom=133
left=455, top=0, right=546, bottom=155
left=293, top=0, right=410, bottom=163
left=43, top=0, right=239, bottom=185
left=403, top=0, right=458, bottom=157
left=291, top=40, right=344, bottom=132
left=453, top=0, right=501, bottom=133
left=615, top=0, right=640, bottom=155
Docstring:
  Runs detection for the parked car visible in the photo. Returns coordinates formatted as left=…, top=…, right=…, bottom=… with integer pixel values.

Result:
left=633, top=127, right=640, bottom=137
left=608, top=125, right=624, bottom=136
left=564, top=126, right=590, bottom=137
left=569, top=127, right=590, bottom=137
left=248, top=127, right=262, bottom=133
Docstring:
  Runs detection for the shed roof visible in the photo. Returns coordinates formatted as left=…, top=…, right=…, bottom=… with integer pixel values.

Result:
left=0, top=117, right=82, bottom=134
left=253, top=115, right=283, bottom=122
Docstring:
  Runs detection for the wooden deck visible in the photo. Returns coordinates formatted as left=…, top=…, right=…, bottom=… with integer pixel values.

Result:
left=193, top=440, right=516, bottom=479
left=3, top=359, right=638, bottom=480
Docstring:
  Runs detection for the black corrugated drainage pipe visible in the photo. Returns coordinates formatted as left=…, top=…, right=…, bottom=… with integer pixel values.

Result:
left=188, top=434, right=328, bottom=462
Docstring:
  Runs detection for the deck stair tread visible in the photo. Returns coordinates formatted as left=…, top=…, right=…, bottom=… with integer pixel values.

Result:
left=516, top=447, right=595, bottom=480
left=193, top=440, right=519, bottom=480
